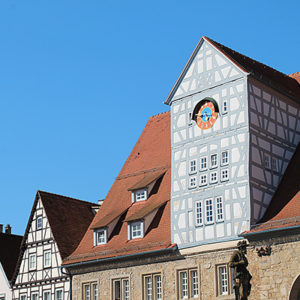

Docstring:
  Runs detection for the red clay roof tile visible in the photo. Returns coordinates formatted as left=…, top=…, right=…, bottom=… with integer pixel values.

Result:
left=63, top=111, right=171, bottom=265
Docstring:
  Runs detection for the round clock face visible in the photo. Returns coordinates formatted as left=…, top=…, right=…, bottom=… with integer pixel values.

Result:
left=196, top=100, right=218, bottom=130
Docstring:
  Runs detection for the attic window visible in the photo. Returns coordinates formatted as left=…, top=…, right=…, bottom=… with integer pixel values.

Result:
left=132, top=189, right=147, bottom=203
left=94, top=228, right=107, bottom=245
left=37, top=216, right=42, bottom=230
left=128, top=220, right=144, bottom=239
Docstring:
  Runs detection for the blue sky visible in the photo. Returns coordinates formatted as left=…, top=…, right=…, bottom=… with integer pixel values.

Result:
left=0, top=0, right=299, bottom=236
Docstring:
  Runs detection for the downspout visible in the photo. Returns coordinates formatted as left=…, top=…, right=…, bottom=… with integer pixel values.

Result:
left=60, top=267, right=72, bottom=300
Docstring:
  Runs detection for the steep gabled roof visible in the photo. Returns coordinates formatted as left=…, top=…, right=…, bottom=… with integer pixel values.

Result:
left=242, top=143, right=300, bottom=235
left=0, top=232, right=22, bottom=282
left=63, top=111, right=172, bottom=265
left=165, top=36, right=300, bottom=104
left=12, top=191, right=97, bottom=284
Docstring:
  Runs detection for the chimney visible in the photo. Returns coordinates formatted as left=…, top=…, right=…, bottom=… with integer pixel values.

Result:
left=5, top=224, right=11, bottom=234
left=0, top=224, right=3, bottom=233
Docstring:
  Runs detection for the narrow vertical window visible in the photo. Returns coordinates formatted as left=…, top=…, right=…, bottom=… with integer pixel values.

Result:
left=113, top=278, right=130, bottom=300
left=191, top=270, right=199, bottom=297
left=123, top=280, right=130, bottom=300
left=195, top=201, right=203, bottom=226
left=20, top=295, right=27, bottom=300
left=29, top=254, right=36, bottom=270
left=189, top=159, right=197, bottom=174
left=114, top=280, right=121, bottom=300
left=216, top=196, right=224, bottom=222
left=199, top=157, right=207, bottom=171
left=84, top=285, right=90, bottom=300
left=210, top=171, right=218, bottom=184
left=199, top=174, right=207, bottom=186
left=93, top=284, right=98, bottom=300
left=272, top=157, right=278, bottom=172
left=221, top=169, right=229, bottom=181
left=180, top=272, right=188, bottom=299
left=264, top=154, right=270, bottom=169
left=219, top=266, right=228, bottom=295
left=37, top=216, right=42, bottom=229
left=223, top=99, right=228, bottom=114
left=55, top=290, right=63, bottom=300
left=31, top=294, right=38, bottom=300
left=205, top=199, right=213, bottom=224
left=154, top=275, right=162, bottom=300
left=145, top=277, right=152, bottom=300
left=210, top=154, right=218, bottom=168
left=189, top=176, right=197, bottom=189
left=44, top=250, right=51, bottom=268
left=221, top=151, right=229, bottom=165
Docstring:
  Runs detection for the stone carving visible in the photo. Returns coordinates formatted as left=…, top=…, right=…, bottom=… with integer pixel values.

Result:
left=229, top=240, right=252, bottom=300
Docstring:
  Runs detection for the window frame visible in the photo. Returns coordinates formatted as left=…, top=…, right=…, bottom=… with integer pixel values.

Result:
left=216, top=264, right=233, bottom=297
left=28, top=253, right=36, bottom=270
left=199, top=156, right=208, bottom=171
left=177, top=268, right=199, bottom=300
left=36, top=216, right=43, bottom=230
left=94, top=228, right=107, bottom=246
left=210, top=171, right=218, bottom=184
left=83, top=282, right=98, bottom=300
left=222, top=99, right=228, bottom=114
left=20, top=295, right=27, bottom=300
left=221, top=150, right=229, bottom=166
left=272, top=157, right=278, bottom=172
left=112, top=277, right=130, bottom=300
left=220, top=168, right=229, bottom=182
left=205, top=198, right=214, bottom=224
left=188, top=176, right=197, bottom=189
left=215, top=196, right=224, bottom=222
left=195, top=200, right=203, bottom=226
left=31, top=293, right=38, bottom=300
left=189, top=159, right=197, bottom=174
left=128, top=221, right=144, bottom=240
left=199, top=174, right=207, bottom=187
left=142, top=272, right=162, bottom=300
left=134, top=189, right=148, bottom=202
left=43, top=250, right=51, bottom=268
left=43, top=290, right=51, bottom=300
left=55, top=289, right=63, bottom=300
left=210, top=153, right=218, bottom=169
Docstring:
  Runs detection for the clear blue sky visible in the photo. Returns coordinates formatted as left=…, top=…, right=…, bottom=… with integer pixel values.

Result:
left=0, top=0, right=299, bottom=236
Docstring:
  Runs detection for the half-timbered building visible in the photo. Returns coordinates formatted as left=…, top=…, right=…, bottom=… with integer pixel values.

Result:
left=0, top=225, right=22, bottom=300
left=11, top=191, right=98, bottom=300
left=62, top=37, right=300, bottom=299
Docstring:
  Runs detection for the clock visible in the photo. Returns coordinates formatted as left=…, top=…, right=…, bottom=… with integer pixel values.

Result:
left=192, top=98, right=219, bottom=130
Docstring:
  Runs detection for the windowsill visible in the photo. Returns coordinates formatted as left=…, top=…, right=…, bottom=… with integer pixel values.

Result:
left=43, top=266, right=51, bottom=269
left=210, top=181, right=218, bottom=184
left=199, top=169, right=208, bottom=172
left=220, top=179, right=229, bottom=182
left=189, top=171, right=197, bottom=175
left=210, top=166, right=218, bottom=169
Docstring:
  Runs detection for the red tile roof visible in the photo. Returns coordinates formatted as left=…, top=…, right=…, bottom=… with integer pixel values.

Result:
left=290, top=72, right=300, bottom=84
left=0, top=232, right=22, bottom=282
left=12, top=191, right=97, bottom=284
left=243, top=143, right=300, bottom=235
left=63, top=111, right=172, bottom=265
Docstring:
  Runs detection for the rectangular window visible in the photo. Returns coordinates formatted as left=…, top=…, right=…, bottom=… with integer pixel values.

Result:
left=37, top=216, right=42, bottom=230
left=177, top=269, right=199, bottom=299
left=195, top=201, right=203, bottom=226
left=199, top=174, right=207, bottom=186
left=189, top=176, right=197, bottom=189
left=143, top=273, right=162, bottom=300
left=31, top=294, right=38, bottom=300
left=264, top=154, right=270, bottom=169
left=188, top=112, right=193, bottom=125
left=215, top=196, right=224, bottom=222
left=112, top=278, right=130, bottom=300
left=55, top=290, right=63, bottom=300
left=135, top=189, right=147, bottom=202
left=83, top=283, right=98, bottom=300
left=29, top=254, right=36, bottom=270
left=210, top=154, right=218, bottom=168
left=129, top=221, right=143, bottom=239
left=272, top=157, right=278, bottom=172
left=210, top=171, right=218, bottom=184
left=222, top=99, right=228, bottom=114
left=220, top=169, right=229, bottom=182
left=216, top=265, right=233, bottom=296
left=43, top=250, right=51, bottom=268
left=221, top=151, right=229, bottom=166
left=189, top=159, right=197, bottom=174
left=94, top=229, right=107, bottom=245
left=43, top=291, right=51, bottom=300
left=199, top=156, right=207, bottom=171
left=205, top=199, right=214, bottom=224
left=20, top=295, right=27, bottom=300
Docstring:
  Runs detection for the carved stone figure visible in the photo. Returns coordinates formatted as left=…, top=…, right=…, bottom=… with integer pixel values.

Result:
left=229, top=240, right=252, bottom=300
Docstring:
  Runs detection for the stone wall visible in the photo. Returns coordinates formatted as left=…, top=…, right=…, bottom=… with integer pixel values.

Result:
left=70, top=236, right=300, bottom=300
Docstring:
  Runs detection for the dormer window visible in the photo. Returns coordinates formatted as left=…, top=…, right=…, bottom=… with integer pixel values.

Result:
left=132, top=189, right=147, bottom=203
left=128, top=220, right=144, bottom=239
left=94, top=228, right=107, bottom=245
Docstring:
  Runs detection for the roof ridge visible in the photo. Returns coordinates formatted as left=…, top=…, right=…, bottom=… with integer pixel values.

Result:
left=149, top=111, right=170, bottom=119
left=204, top=36, right=295, bottom=81
left=116, top=165, right=170, bottom=180
left=37, top=190, right=98, bottom=206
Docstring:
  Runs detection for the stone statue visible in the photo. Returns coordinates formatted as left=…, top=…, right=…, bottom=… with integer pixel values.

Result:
left=229, top=240, right=252, bottom=300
